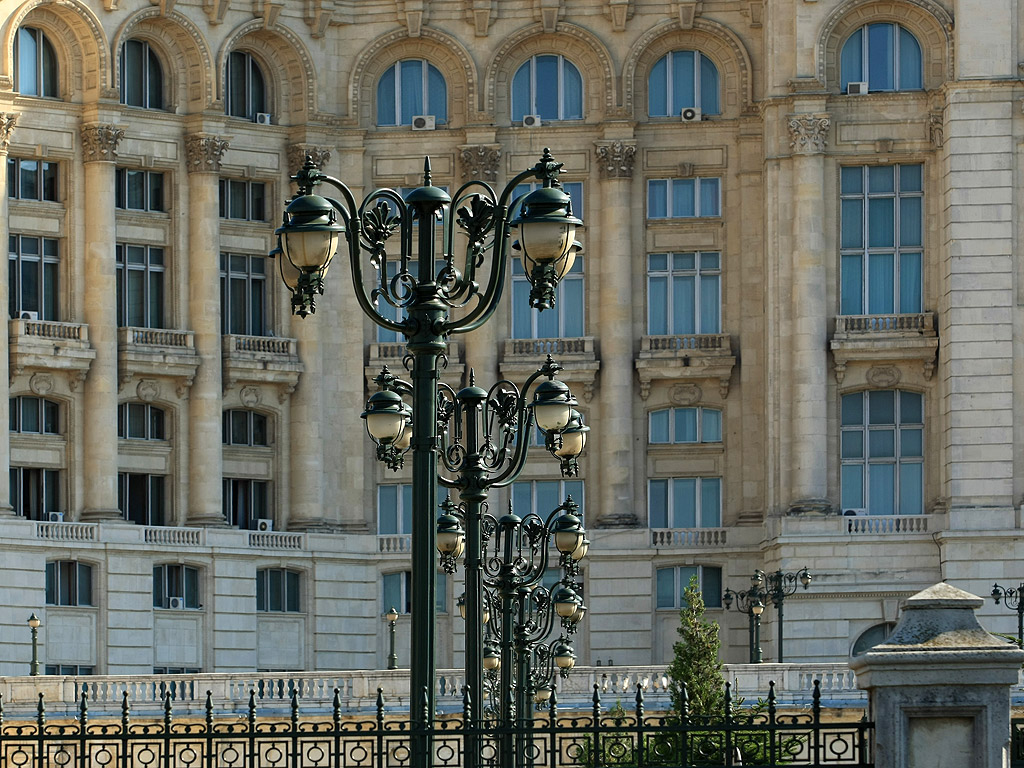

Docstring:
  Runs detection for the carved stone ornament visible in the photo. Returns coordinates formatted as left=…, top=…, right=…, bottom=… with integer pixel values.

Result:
left=866, top=365, right=901, bottom=388
left=929, top=111, right=944, bottom=148
left=136, top=379, right=160, bottom=402
left=80, top=124, right=125, bottom=162
left=607, top=0, right=633, bottom=31
left=240, top=385, right=261, bottom=408
left=468, top=0, right=493, bottom=36
left=669, top=383, right=702, bottom=406
left=29, top=372, right=54, bottom=396
left=185, top=135, right=229, bottom=173
left=788, top=115, right=830, bottom=154
left=288, top=144, right=332, bottom=174
left=0, top=113, right=17, bottom=153
left=460, top=145, right=501, bottom=181
left=595, top=141, right=637, bottom=179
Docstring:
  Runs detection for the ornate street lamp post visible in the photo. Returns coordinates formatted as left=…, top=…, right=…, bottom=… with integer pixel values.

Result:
left=754, top=568, right=811, bottom=663
left=27, top=613, right=40, bottom=676
left=722, top=585, right=765, bottom=664
left=991, top=582, right=1024, bottom=647
left=384, top=607, right=399, bottom=670
left=275, top=149, right=582, bottom=767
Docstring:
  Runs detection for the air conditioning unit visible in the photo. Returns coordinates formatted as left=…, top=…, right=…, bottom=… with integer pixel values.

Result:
left=843, top=508, right=868, bottom=517
left=847, top=82, right=869, bottom=96
left=681, top=107, right=702, bottom=123
left=255, top=112, right=272, bottom=126
left=47, top=511, right=65, bottom=523
left=256, top=518, right=274, bottom=532
left=168, top=596, right=184, bottom=610
left=411, top=115, right=435, bottom=131
left=20, top=311, right=39, bottom=321
left=522, top=114, right=542, bottom=128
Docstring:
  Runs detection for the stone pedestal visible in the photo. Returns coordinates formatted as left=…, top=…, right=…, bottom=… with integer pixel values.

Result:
left=851, top=582, right=1024, bottom=768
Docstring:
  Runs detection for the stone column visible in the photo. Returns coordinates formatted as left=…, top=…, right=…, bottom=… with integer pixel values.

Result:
left=79, top=124, right=124, bottom=521
left=594, top=140, right=637, bottom=526
left=786, top=114, right=830, bottom=513
left=0, top=113, right=17, bottom=515
left=851, top=583, right=1024, bottom=768
left=284, top=145, right=333, bottom=530
left=185, top=135, right=229, bottom=526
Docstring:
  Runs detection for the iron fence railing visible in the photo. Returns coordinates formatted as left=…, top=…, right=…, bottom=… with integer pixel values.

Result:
left=0, top=680, right=872, bottom=768
left=1012, top=718, right=1024, bottom=767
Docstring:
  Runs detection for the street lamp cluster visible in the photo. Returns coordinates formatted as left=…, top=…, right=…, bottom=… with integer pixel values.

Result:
left=723, top=568, right=811, bottom=663
left=990, top=582, right=1024, bottom=647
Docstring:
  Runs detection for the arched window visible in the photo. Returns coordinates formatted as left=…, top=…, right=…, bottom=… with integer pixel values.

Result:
left=852, top=622, right=896, bottom=655
left=511, top=55, right=583, bottom=123
left=226, top=50, right=266, bottom=120
left=14, top=27, right=58, bottom=98
left=377, top=60, right=447, bottom=126
left=648, top=51, right=719, bottom=117
left=10, top=396, right=60, bottom=435
left=120, top=39, right=164, bottom=109
left=840, top=390, right=923, bottom=515
left=840, top=23, right=922, bottom=93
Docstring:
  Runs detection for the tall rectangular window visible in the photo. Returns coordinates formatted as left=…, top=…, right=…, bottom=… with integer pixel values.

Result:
left=377, top=484, right=413, bottom=535
left=511, top=257, right=584, bottom=338
left=647, top=252, right=720, bottom=335
left=219, top=179, right=266, bottom=221
left=655, top=565, right=722, bottom=609
left=222, top=478, right=269, bottom=529
left=9, top=235, right=59, bottom=320
left=153, top=564, right=200, bottom=609
left=840, top=164, right=923, bottom=315
left=10, top=467, right=60, bottom=520
left=647, top=178, right=721, bottom=219
left=220, top=254, right=266, bottom=336
left=257, top=569, right=301, bottom=612
left=118, top=473, right=166, bottom=526
left=648, top=477, right=721, bottom=528
left=45, top=561, right=92, bottom=607
left=115, top=169, right=164, bottom=212
left=8, top=158, right=57, bottom=201
left=511, top=480, right=585, bottom=522
left=116, top=244, right=164, bottom=328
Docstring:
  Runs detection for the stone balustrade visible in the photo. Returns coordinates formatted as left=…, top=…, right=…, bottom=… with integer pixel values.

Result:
left=841, top=514, right=931, bottom=534
left=640, top=333, right=731, bottom=353
left=119, top=327, right=195, bottom=348
left=378, top=534, right=412, bottom=553
left=833, top=312, right=936, bottom=336
left=650, top=527, right=728, bottom=547
left=503, top=337, right=595, bottom=358
left=15, top=319, right=88, bottom=340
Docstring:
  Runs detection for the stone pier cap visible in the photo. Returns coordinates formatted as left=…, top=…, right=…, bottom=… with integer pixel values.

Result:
left=851, top=582, right=1024, bottom=686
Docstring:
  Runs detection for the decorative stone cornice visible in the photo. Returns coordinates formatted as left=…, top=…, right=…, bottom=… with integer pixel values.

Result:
left=185, top=134, right=229, bottom=173
left=0, top=113, right=17, bottom=153
left=80, top=124, right=124, bottom=163
left=594, top=141, right=637, bottom=179
left=287, top=144, right=332, bottom=174
left=788, top=114, right=830, bottom=154
left=459, top=144, right=501, bottom=181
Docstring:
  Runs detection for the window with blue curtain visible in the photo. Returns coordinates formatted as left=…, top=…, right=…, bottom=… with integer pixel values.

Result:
left=14, top=27, right=58, bottom=98
left=648, top=50, right=720, bottom=116
left=377, top=60, right=447, bottom=126
left=840, top=23, right=923, bottom=93
left=648, top=477, right=722, bottom=529
left=839, top=164, right=922, bottom=316
left=840, top=390, right=923, bottom=515
left=647, top=252, right=721, bottom=335
left=649, top=407, right=722, bottom=444
left=656, top=565, right=722, bottom=609
left=511, top=55, right=583, bottom=122
left=647, top=178, right=720, bottom=218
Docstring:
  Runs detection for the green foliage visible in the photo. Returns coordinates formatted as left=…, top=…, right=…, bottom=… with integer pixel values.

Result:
left=666, top=575, right=725, bottom=717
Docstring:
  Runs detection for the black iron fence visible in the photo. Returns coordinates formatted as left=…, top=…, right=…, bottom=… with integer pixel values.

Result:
left=0, top=680, right=872, bottom=768
left=1012, top=719, right=1024, bottom=767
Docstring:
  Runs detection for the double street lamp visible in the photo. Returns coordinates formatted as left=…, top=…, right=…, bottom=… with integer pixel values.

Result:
left=990, top=582, right=1024, bottom=647
left=722, top=586, right=765, bottom=664
left=275, top=149, right=584, bottom=767
left=723, top=568, right=811, bottom=663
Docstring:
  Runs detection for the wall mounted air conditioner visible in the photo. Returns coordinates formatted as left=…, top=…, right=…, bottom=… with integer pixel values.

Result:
left=255, top=112, right=272, bottom=125
left=522, top=115, right=542, bottom=128
left=411, top=115, right=436, bottom=131
left=681, top=107, right=702, bottom=122
left=256, top=518, right=274, bottom=532
left=168, top=596, right=184, bottom=609
left=847, top=82, right=869, bottom=95
left=20, top=311, right=39, bottom=321
left=47, top=511, right=65, bottom=522
left=843, top=508, right=868, bottom=517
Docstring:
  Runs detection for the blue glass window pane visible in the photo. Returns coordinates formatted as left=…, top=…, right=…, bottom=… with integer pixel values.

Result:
left=656, top=569, right=675, bottom=608
left=840, top=255, right=863, bottom=315
left=562, top=278, right=584, bottom=336
left=899, top=197, right=922, bottom=247
left=382, top=573, right=401, bottom=613
left=562, top=60, right=583, bottom=119
left=399, top=60, right=423, bottom=124
left=535, top=56, right=559, bottom=120
left=841, top=199, right=863, bottom=249
left=700, top=479, right=721, bottom=527
left=678, top=566, right=698, bottom=596
left=869, top=429, right=895, bottom=458
left=672, top=51, right=695, bottom=111
left=901, top=428, right=923, bottom=457
left=377, top=67, right=396, bottom=125
left=401, top=485, right=412, bottom=534
left=699, top=274, right=720, bottom=333
left=565, top=480, right=584, bottom=510
left=899, top=252, right=922, bottom=313
left=378, top=486, right=397, bottom=534
left=840, top=29, right=863, bottom=91
left=648, top=479, right=668, bottom=528
left=841, top=465, right=864, bottom=508
left=867, top=253, right=895, bottom=315
left=702, top=409, right=722, bottom=442
left=841, top=166, right=863, bottom=195
left=675, top=253, right=696, bottom=271
left=512, top=278, right=531, bottom=338
left=536, top=301, right=557, bottom=337
left=427, top=64, right=447, bottom=123
left=700, top=55, right=720, bottom=114
left=650, top=410, right=670, bottom=443
left=841, top=393, right=863, bottom=426
left=700, top=252, right=719, bottom=270
left=868, top=391, right=896, bottom=424
left=869, top=464, right=895, bottom=514
left=649, top=57, right=668, bottom=116
left=898, top=27, right=923, bottom=90
left=868, top=199, right=895, bottom=248
left=511, top=64, right=530, bottom=119
left=899, top=164, right=922, bottom=192
left=563, top=182, right=584, bottom=219
left=672, top=179, right=695, bottom=217
left=674, top=275, right=695, bottom=334
left=512, top=483, right=532, bottom=516
left=535, top=481, right=559, bottom=514
left=868, top=165, right=895, bottom=194
left=673, top=479, right=697, bottom=528
left=648, top=275, right=667, bottom=334
left=702, top=567, right=723, bottom=607
left=842, top=431, right=863, bottom=459
left=699, top=179, right=720, bottom=215
left=18, top=29, right=38, bottom=97
left=675, top=408, right=697, bottom=442
left=900, top=391, right=923, bottom=423
left=867, top=23, right=896, bottom=91
left=899, top=463, right=923, bottom=514
left=648, top=181, right=667, bottom=218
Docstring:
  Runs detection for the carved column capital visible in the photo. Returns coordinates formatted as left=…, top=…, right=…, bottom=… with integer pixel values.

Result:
left=288, top=144, right=332, bottom=174
left=594, top=140, right=637, bottom=179
left=185, top=134, right=230, bottom=173
left=80, top=123, right=125, bottom=163
left=788, top=114, right=830, bottom=154
left=0, top=113, right=18, bottom=154
left=459, top=144, right=501, bottom=182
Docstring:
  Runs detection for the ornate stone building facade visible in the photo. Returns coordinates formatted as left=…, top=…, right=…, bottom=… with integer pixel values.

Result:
left=0, top=0, right=1016, bottom=674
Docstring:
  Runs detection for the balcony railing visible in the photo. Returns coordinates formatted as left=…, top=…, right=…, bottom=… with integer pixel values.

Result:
left=842, top=514, right=931, bottom=534
left=834, top=313, right=936, bottom=336
left=144, top=527, right=204, bottom=546
left=35, top=521, right=97, bottom=542
left=225, top=334, right=297, bottom=356
left=378, top=534, right=412, bottom=553
left=14, top=319, right=88, bottom=341
left=641, top=333, right=731, bottom=353
left=504, top=337, right=594, bottom=357
left=248, top=531, right=305, bottom=549
left=650, top=528, right=728, bottom=547
left=119, top=327, right=194, bottom=348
